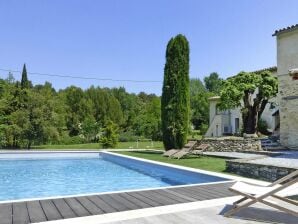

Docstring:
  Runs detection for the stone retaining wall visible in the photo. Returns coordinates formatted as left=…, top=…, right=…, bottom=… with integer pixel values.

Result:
left=199, top=137, right=262, bottom=152
left=226, top=158, right=297, bottom=182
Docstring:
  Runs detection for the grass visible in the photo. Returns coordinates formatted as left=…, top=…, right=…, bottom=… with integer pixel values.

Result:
left=31, top=141, right=164, bottom=150
left=116, top=150, right=227, bottom=173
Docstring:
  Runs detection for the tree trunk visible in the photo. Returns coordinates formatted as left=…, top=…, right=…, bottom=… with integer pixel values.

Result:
left=243, top=105, right=258, bottom=134
left=242, top=91, right=259, bottom=135
left=258, top=99, right=268, bottom=121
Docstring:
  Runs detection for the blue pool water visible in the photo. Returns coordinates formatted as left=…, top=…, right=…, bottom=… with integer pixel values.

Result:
left=0, top=152, right=228, bottom=201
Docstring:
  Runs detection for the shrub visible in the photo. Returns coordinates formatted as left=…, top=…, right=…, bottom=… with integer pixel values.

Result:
left=118, top=131, right=139, bottom=142
left=258, top=119, right=270, bottom=135
left=99, top=120, right=119, bottom=148
left=58, top=135, right=86, bottom=145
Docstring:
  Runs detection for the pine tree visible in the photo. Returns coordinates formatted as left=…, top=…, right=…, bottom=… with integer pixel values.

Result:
left=21, top=64, right=29, bottom=89
left=161, top=34, right=190, bottom=150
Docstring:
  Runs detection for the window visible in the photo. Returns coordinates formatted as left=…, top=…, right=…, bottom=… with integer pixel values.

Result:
left=235, top=118, right=240, bottom=133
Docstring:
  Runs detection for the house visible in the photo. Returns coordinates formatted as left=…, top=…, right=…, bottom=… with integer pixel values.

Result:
left=205, top=66, right=278, bottom=137
left=206, top=24, right=298, bottom=149
left=273, top=24, right=298, bottom=149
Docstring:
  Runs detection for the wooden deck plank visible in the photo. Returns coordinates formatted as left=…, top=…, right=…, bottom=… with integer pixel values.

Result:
left=126, top=192, right=164, bottom=207
left=64, top=198, right=90, bottom=217
left=120, top=193, right=152, bottom=209
left=109, top=194, right=141, bottom=210
left=198, top=184, right=235, bottom=196
left=179, top=185, right=227, bottom=198
left=98, top=194, right=130, bottom=211
left=191, top=185, right=234, bottom=197
left=170, top=187, right=215, bottom=200
left=52, top=198, right=77, bottom=219
left=152, top=189, right=193, bottom=203
left=162, top=189, right=197, bottom=202
left=12, top=202, right=29, bottom=224
left=75, top=196, right=104, bottom=215
left=40, top=200, right=62, bottom=221
left=0, top=182, right=235, bottom=224
left=27, top=201, right=47, bottom=223
left=0, top=203, right=12, bottom=224
left=87, top=195, right=118, bottom=213
left=136, top=190, right=178, bottom=205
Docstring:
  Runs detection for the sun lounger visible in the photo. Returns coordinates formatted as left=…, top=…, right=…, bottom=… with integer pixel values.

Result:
left=192, top=143, right=209, bottom=155
left=184, top=140, right=198, bottom=148
left=224, top=170, right=298, bottom=218
left=170, top=141, right=199, bottom=159
left=170, top=148, right=191, bottom=159
left=163, top=149, right=179, bottom=157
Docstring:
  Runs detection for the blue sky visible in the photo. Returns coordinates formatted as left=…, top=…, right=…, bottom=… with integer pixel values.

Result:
left=0, top=0, right=298, bottom=95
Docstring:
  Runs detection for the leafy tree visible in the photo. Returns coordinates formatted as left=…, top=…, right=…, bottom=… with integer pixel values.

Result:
left=111, top=87, right=140, bottom=131
left=220, top=71, right=278, bottom=135
left=0, top=65, right=163, bottom=148
left=99, top=120, right=119, bottom=148
left=189, top=78, right=211, bottom=132
left=190, top=78, right=206, bottom=96
left=204, top=72, right=223, bottom=94
left=80, top=116, right=100, bottom=142
left=161, top=34, right=190, bottom=150
left=85, top=86, right=123, bottom=126
left=62, top=86, right=93, bottom=136
left=134, top=97, right=162, bottom=140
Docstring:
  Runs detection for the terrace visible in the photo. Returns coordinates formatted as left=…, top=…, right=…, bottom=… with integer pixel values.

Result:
left=0, top=151, right=296, bottom=224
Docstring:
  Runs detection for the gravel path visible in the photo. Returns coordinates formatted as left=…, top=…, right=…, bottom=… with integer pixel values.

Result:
left=203, top=151, right=298, bottom=169
left=202, top=152, right=262, bottom=159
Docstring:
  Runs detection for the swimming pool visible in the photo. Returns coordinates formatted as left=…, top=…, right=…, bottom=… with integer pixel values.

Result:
left=0, top=152, right=229, bottom=201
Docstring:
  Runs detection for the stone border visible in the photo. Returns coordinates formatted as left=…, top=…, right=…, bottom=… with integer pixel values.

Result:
left=226, top=157, right=297, bottom=182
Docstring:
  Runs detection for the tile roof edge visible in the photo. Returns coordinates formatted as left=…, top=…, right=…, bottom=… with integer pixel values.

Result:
left=273, top=24, right=298, bottom=36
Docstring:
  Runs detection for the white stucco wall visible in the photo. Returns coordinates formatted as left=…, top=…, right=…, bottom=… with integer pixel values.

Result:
left=259, top=96, right=279, bottom=131
left=206, top=97, right=242, bottom=137
left=276, top=29, right=298, bottom=148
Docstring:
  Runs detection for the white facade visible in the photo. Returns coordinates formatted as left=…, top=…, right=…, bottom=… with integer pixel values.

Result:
left=206, top=24, right=298, bottom=147
left=205, top=96, right=242, bottom=137
left=205, top=70, right=279, bottom=137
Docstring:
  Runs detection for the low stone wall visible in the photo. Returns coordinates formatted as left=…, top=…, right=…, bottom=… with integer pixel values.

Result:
left=199, top=137, right=262, bottom=152
left=226, top=158, right=297, bottom=182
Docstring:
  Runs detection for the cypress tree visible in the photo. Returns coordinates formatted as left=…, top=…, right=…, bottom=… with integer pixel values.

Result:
left=161, top=34, right=190, bottom=150
left=21, top=63, right=29, bottom=89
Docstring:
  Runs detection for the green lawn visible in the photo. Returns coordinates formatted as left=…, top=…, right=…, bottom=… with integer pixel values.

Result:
left=116, top=150, right=227, bottom=173
left=31, top=141, right=164, bottom=150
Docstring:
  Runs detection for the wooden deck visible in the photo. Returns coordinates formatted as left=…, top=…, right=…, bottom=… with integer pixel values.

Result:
left=0, top=181, right=235, bottom=224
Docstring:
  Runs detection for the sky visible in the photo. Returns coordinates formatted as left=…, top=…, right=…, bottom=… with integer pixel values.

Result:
left=0, top=0, right=298, bottom=95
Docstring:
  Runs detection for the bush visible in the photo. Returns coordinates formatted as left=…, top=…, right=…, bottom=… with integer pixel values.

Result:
left=58, top=135, right=86, bottom=145
left=199, top=124, right=209, bottom=135
left=118, top=131, right=139, bottom=142
left=258, top=119, right=270, bottom=135
left=99, top=120, right=119, bottom=148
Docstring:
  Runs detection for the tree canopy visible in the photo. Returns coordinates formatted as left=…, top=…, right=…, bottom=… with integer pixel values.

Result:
left=204, top=72, right=223, bottom=94
left=220, top=71, right=278, bottom=134
left=0, top=70, right=162, bottom=148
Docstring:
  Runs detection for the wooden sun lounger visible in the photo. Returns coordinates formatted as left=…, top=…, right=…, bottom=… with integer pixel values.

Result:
left=170, top=148, right=192, bottom=159
left=170, top=141, right=199, bottom=159
left=192, top=143, right=210, bottom=155
left=163, top=149, right=179, bottom=157
left=224, top=170, right=298, bottom=218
